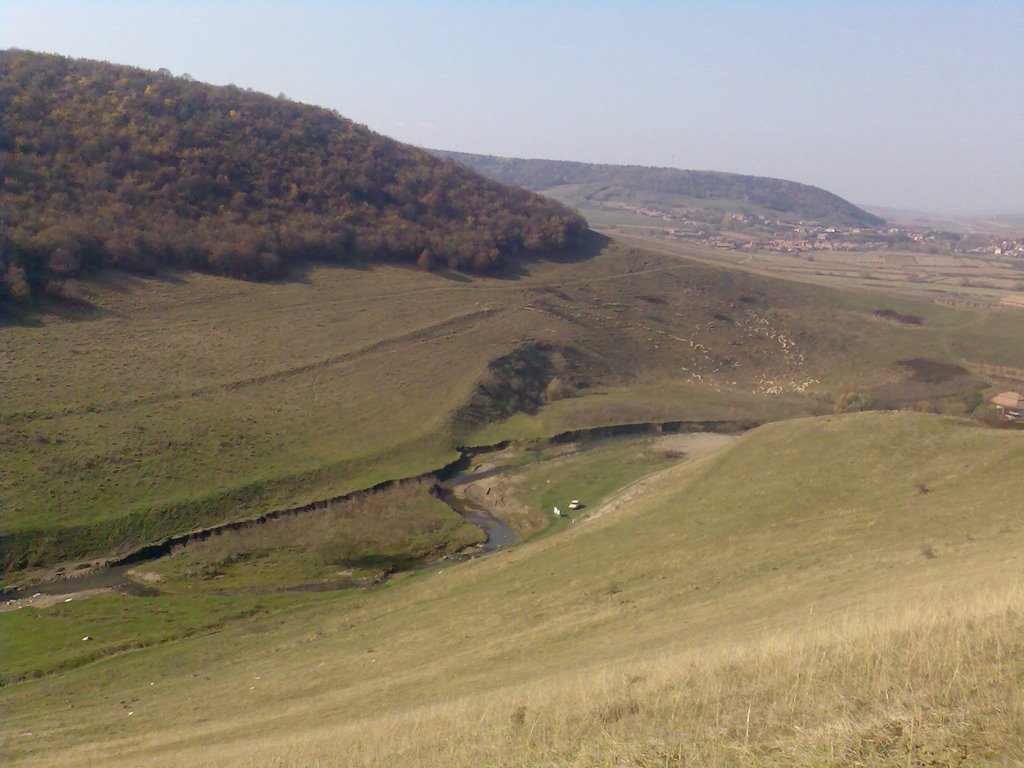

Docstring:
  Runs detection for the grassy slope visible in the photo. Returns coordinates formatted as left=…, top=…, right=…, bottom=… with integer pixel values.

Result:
left=0, top=437, right=684, bottom=683
left=440, top=435, right=707, bottom=539
left=3, top=240, right=1021, bottom=572
left=2, top=412, right=1022, bottom=766
left=0, top=591, right=329, bottom=687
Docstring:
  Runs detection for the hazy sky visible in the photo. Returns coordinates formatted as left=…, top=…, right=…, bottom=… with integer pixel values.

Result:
left=2, top=1, right=1022, bottom=213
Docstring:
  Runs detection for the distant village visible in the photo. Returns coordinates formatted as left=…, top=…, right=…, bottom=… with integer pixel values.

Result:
left=608, top=202, right=1024, bottom=260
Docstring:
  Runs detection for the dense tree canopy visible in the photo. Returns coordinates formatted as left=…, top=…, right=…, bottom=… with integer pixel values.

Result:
left=0, top=51, right=587, bottom=302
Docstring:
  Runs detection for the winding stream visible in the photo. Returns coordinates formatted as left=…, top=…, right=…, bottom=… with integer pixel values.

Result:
left=0, top=564, right=158, bottom=600
left=436, top=486, right=518, bottom=552
left=1, top=419, right=754, bottom=603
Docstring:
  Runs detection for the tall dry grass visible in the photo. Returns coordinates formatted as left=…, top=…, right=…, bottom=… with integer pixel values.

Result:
left=200, top=585, right=1023, bottom=767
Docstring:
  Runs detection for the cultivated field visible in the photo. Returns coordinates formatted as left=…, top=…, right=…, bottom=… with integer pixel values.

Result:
left=3, top=412, right=1022, bottom=766
left=545, top=185, right=1024, bottom=305
left=607, top=227, right=1024, bottom=305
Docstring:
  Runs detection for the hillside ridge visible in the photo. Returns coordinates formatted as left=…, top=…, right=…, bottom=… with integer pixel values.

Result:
left=3, top=412, right=1022, bottom=766
left=433, top=149, right=884, bottom=227
left=0, top=51, right=586, bottom=304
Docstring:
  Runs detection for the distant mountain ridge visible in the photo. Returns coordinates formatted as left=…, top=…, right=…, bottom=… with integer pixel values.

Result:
left=0, top=51, right=586, bottom=303
left=433, top=150, right=884, bottom=228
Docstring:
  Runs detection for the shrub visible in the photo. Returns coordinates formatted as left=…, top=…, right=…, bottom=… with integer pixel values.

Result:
left=544, top=377, right=571, bottom=402
left=834, top=391, right=872, bottom=414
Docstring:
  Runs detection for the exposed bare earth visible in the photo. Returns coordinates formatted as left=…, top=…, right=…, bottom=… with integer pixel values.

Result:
left=0, top=588, right=111, bottom=614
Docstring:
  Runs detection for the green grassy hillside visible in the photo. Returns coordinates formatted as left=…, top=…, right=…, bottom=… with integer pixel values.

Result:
left=2, top=412, right=1021, bottom=766
left=3, top=239, right=1021, bottom=573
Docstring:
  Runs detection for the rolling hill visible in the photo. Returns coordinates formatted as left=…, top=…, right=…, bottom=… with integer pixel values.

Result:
left=433, top=149, right=885, bottom=227
left=2, top=57, right=1022, bottom=765
left=5, top=237, right=1020, bottom=575
left=2, top=39, right=1023, bottom=768
left=3, top=412, right=1021, bottom=766
left=0, top=51, right=585, bottom=304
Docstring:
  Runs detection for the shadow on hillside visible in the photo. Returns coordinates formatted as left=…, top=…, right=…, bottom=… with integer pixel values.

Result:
left=29, top=270, right=190, bottom=323
left=555, top=230, right=613, bottom=264
left=4, top=231, right=613, bottom=325
left=0, top=293, right=104, bottom=327
left=97, top=269, right=188, bottom=293
left=491, top=230, right=612, bottom=280
left=434, top=269, right=472, bottom=283
left=0, top=306, right=44, bottom=328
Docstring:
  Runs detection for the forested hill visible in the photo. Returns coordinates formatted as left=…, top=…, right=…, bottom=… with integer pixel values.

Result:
left=433, top=151, right=884, bottom=227
left=0, top=51, right=586, bottom=303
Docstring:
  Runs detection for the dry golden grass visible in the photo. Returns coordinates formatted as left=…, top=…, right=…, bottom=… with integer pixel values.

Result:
left=203, top=587, right=1023, bottom=767
left=4, top=413, right=1022, bottom=767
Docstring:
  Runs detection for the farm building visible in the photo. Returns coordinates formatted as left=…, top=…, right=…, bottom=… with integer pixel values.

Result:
left=991, top=391, right=1024, bottom=420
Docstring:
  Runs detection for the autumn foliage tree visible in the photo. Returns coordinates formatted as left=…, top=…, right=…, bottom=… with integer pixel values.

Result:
left=416, top=249, right=438, bottom=272
left=0, top=50, right=588, bottom=303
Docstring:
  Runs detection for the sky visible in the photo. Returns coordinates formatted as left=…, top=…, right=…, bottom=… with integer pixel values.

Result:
left=2, top=1, right=1022, bottom=214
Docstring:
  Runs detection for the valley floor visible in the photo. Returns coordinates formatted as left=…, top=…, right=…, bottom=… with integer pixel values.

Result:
left=2, top=412, right=1022, bottom=766
left=7, top=238, right=1023, bottom=576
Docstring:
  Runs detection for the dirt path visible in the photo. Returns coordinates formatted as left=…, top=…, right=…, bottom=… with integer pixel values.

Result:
left=3, top=308, right=500, bottom=424
left=0, top=587, right=116, bottom=613
left=447, top=431, right=739, bottom=536
left=581, top=432, right=737, bottom=525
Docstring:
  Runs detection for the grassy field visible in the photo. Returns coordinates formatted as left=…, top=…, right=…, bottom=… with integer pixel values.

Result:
left=108, top=436, right=699, bottom=600
left=452, top=433, right=736, bottom=538
left=0, top=590, right=336, bottom=688
left=3, top=239, right=1022, bottom=575
left=133, top=479, right=483, bottom=594
left=2, top=412, right=1022, bottom=766
left=251, top=589, right=1021, bottom=768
